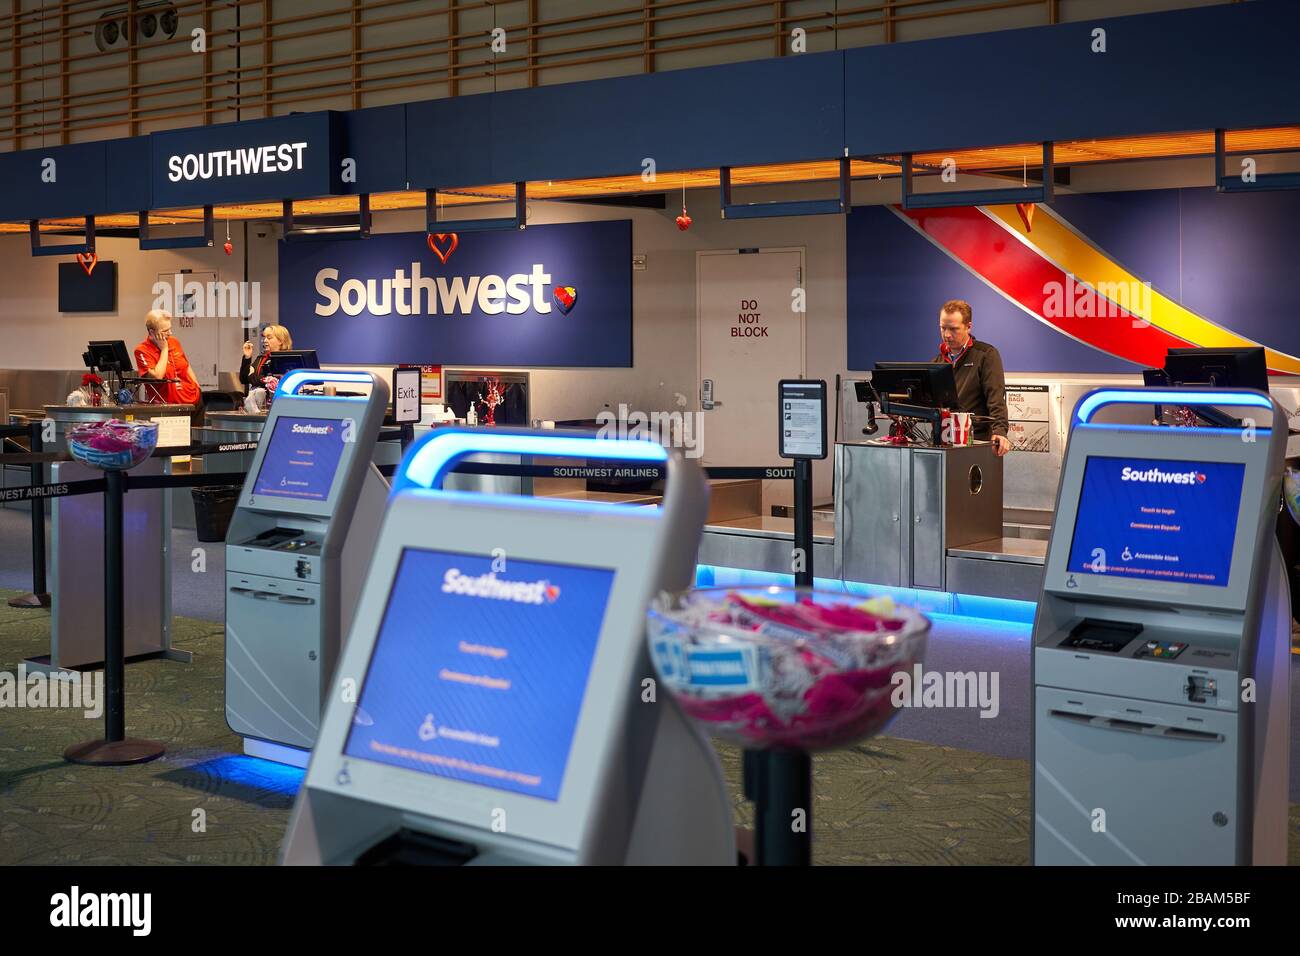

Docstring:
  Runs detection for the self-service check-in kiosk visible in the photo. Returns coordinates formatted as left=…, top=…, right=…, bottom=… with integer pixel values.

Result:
left=226, top=370, right=390, bottom=764
left=282, top=429, right=735, bottom=865
left=1033, top=388, right=1291, bottom=865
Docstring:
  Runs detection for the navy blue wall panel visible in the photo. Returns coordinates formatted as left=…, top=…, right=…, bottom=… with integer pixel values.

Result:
left=406, top=94, right=494, bottom=191
left=407, top=52, right=844, bottom=188
left=846, top=1, right=1300, bottom=155
left=106, top=136, right=152, bottom=212
left=341, top=104, right=407, bottom=194
left=0, top=142, right=107, bottom=221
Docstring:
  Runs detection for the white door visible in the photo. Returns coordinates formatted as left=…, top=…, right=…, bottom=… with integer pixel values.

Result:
left=158, top=270, right=221, bottom=390
left=697, top=248, right=806, bottom=512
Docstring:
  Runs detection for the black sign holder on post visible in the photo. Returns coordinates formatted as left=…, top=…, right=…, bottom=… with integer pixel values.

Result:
left=64, top=467, right=165, bottom=766
left=742, top=379, right=828, bottom=865
left=6, top=421, right=50, bottom=608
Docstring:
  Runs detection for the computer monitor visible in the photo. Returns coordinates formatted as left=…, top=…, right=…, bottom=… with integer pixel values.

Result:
left=84, top=340, right=133, bottom=374
left=871, top=362, right=960, bottom=410
left=267, top=349, right=321, bottom=377
left=250, top=415, right=349, bottom=505
left=1163, top=347, right=1268, bottom=392
left=343, top=548, right=617, bottom=802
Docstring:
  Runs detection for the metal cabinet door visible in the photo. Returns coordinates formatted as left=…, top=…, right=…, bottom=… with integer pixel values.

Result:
left=910, top=449, right=944, bottom=590
left=226, top=572, right=324, bottom=750
left=1034, top=686, right=1239, bottom=865
left=836, top=443, right=903, bottom=587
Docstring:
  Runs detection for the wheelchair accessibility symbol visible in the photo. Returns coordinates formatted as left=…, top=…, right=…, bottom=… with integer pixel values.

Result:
left=1121, top=547, right=1133, bottom=562
left=419, top=714, right=437, bottom=741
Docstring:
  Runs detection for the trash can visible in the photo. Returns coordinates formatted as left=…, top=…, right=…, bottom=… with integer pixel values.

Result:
left=191, top=485, right=241, bottom=543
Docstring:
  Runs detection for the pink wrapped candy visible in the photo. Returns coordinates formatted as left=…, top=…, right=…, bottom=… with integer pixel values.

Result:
left=647, top=587, right=928, bottom=752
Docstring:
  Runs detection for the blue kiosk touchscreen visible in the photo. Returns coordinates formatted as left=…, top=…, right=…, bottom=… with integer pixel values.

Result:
left=1066, top=456, right=1246, bottom=587
left=1032, top=388, right=1291, bottom=866
left=252, top=416, right=350, bottom=502
left=344, top=549, right=615, bottom=802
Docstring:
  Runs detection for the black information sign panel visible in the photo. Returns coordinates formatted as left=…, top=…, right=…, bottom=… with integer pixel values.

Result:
left=778, top=379, right=827, bottom=460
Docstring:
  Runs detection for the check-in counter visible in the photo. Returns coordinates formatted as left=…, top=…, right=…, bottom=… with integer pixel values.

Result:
left=832, top=440, right=1042, bottom=598
left=28, top=403, right=195, bottom=673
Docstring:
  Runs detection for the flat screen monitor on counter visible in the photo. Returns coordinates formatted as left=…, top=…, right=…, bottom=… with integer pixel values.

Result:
left=267, top=349, right=320, bottom=377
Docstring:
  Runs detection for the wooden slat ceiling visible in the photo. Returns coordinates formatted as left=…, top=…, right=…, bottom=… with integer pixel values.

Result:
left=6, top=126, right=1299, bottom=234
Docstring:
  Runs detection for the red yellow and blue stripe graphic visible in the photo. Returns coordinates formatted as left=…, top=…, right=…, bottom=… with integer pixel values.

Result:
left=893, top=203, right=1300, bottom=375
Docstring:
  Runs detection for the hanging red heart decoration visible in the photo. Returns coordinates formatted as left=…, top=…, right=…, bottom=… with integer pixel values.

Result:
left=675, top=212, right=693, bottom=231
left=77, top=251, right=98, bottom=276
left=427, top=232, right=459, bottom=264
left=224, top=240, right=234, bottom=256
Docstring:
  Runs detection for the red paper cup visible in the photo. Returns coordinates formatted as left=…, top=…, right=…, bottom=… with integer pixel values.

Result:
left=942, top=411, right=972, bottom=446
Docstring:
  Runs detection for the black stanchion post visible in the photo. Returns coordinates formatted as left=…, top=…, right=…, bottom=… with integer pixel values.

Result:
left=64, top=468, right=165, bottom=766
left=747, top=381, right=826, bottom=866
left=400, top=422, right=415, bottom=454
left=9, top=421, right=51, bottom=608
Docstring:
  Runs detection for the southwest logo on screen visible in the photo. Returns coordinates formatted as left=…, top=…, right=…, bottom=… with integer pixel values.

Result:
left=291, top=423, right=333, bottom=435
left=1120, top=466, right=1206, bottom=485
left=313, top=264, right=572, bottom=317
left=441, top=568, right=560, bottom=605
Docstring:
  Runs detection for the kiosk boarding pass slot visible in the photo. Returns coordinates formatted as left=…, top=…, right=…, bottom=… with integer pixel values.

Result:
left=1032, top=387, right=1290, bottom=866
left=282, top=428, right=735, bottom=866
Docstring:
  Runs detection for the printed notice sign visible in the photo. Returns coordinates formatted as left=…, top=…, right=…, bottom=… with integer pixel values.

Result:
left=393, top=367, right=422, bottom=424
left=778, top=380, right=827, bottom=460
left=1006, top=383, right=1051, bottom=454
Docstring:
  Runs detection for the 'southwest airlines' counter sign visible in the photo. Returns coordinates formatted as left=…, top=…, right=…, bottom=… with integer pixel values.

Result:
left=281, top=220, right=632, bottom=367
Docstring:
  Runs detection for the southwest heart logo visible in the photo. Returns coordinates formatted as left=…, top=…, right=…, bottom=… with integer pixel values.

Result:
left=1196, top=473, right=1206, bottom=484
left=544, top=585, right=561, bottom=602
left=553, top=285, right=577, bottom=314
left=427, top=232, right=459, bottom=264
left=77, top=251, right=98, bottom=277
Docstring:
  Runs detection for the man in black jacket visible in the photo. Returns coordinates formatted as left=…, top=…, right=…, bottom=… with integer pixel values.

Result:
left=931, top=299, right=1011, bottom=457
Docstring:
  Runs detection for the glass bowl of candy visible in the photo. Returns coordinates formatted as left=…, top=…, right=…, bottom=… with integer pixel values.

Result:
left=647, top=587, right=928, bottom=752
left=67, top=420, right=159, bottom=471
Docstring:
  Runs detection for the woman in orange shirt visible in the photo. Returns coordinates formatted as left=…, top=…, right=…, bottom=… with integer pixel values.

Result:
left=133, top=310, right=202, bottom=406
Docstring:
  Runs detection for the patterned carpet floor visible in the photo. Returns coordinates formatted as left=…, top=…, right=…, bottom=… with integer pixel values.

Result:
left=0, top=590, right=1296, bottom=865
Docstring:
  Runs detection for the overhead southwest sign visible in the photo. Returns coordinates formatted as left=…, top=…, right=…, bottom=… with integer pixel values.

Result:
left=281, top=220, right=633, bottom=368
left=151, top=112, right=340, bottom=207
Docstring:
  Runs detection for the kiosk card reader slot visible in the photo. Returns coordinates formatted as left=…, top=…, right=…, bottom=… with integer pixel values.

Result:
left=1032, top=388, right=1291, bottom=866
left=281, top=429, right=735, bottom=865
left=226, top=370, right=390, bottom=763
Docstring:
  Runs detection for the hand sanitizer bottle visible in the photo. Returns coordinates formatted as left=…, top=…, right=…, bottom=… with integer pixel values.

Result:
left=467, top=403, right=477, bottom=426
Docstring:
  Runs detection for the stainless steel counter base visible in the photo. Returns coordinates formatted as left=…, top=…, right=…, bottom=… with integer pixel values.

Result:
left=836, top=440, right=1003, bottom=592
left=26, top=456, right=190, bottom=675
left=700, top=516, right=836, bottom=577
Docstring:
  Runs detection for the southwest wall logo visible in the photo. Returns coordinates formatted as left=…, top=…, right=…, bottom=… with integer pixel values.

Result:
left=314, top=263, right=577, bottom=318
left=442, top=568, right=560, bottom=605
left=1120, top=466, right=1206, bottom=485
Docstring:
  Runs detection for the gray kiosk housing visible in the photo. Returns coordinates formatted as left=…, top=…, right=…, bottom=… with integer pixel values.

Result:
left=226, top=371, right=390, bottom=758
left=1033, top=388, right=1291, bottom=865
left=282, top=431, right=735, bottom=865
